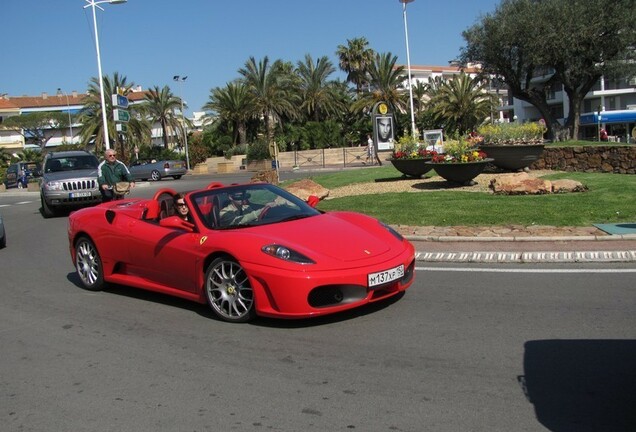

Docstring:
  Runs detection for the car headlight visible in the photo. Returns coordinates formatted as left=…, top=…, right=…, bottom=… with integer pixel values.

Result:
left=43, top=181, right=64, bottom=191
left=381, top=222, right=405, bottom=241
left=262, top=244, right=315, bottom=264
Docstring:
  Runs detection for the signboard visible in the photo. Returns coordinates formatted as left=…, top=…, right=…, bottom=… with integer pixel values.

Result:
left=371, top=102, right=395, bottom=151
left=112, top=94, right=129, bottom=109
left=116, top=123, right=128, bottom=133
left=113, top=109, right=130, bottom=123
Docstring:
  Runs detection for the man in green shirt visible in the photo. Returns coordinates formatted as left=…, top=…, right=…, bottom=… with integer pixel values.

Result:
left=97, top=149, right=135, bottom=202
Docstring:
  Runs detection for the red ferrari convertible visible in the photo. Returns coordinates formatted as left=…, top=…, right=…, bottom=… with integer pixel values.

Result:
left=68, top=181, right=415, bottom=322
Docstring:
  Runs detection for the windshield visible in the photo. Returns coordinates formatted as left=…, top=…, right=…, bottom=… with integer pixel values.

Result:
left=191, top=183, right=321, bottom=229
left=45, top=155, right=98, bottom=173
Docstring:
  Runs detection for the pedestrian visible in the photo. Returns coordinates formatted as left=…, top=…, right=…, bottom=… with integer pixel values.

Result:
left=98, top=149, right=135, bottom=202
left=365, top=134, right=374, bottom=164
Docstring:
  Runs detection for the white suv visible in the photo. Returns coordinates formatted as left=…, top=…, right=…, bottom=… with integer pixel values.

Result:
left=40, top=150, right=102, bottom=218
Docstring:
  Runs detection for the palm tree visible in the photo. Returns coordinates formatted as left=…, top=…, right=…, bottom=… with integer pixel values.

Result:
left=143, top=85, right=183, bottom=149
left=352, top=52, right=408, bottom=115
left=79, top=72, right=133, bottom=153
left=427, top=73, right=494, bottom=137
left=336, top=37, right=375, bottom=94
left=203, top=81, right=256, bottom=145
left=238, top=56, right=298, bottom=146
left=295, top=54, right=344, bottom=122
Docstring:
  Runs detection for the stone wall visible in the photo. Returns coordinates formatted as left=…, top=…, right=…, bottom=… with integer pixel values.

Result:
left=531, top=146, right=636, bottom=174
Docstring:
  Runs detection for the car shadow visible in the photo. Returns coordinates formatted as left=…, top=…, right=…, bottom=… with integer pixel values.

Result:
left=519, top=339, right=636, bottom=431
left=66, top=272, right=405, bottom=327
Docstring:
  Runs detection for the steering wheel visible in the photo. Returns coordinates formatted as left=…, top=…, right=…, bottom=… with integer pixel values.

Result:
left=258, top=204, right=274, bottom=221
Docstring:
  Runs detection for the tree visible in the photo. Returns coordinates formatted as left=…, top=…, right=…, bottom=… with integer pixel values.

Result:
left=203, top=81, right=255, bottom=146
left=295, top=54, right=344, bottom=122
left=427, top=73, right=494, bottom=137
left=143, top=85, right=184, bottom=149
left=461, top=0, right=636, bottom=140
left=336, top=37, right=375, bottom=94
left=238, top=56, right=298, bottom=148
left=352, top=52, right=408, bottom=117
left=78, top=72, right=149, bottom=156
left=0, top=111, right=69, bottom=148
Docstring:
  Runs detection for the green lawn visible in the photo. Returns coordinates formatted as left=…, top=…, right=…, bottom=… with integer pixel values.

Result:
left=291, top=166, right=636, bottom=226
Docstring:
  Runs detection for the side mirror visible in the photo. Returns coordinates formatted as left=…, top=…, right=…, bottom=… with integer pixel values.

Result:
left=159, top=216, right=195, bottom=232
left=306, top=195, right=319, bottom=208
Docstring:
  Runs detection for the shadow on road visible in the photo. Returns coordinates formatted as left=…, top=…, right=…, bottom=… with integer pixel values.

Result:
left=519, top=339, right=636, bottom=431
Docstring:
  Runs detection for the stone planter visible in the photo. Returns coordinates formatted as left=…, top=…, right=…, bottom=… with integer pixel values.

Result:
left=246, top=160, right=271, bottom=172
left=479, top=144, right=545, bottom=171
left=425, top=158, right=493, bottom=185
left=389, top=158, right=433, bottom=178
left=27, top=182, right=40, bottom=192
left=217, top=161, right=235, bottom=174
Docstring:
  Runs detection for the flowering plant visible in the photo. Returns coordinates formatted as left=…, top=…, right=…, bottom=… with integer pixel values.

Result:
left=430, top=139, right=488, bottom=163
left=476, top=121, right=546, bottom=145
left=390, top=135, right=433, bottom=160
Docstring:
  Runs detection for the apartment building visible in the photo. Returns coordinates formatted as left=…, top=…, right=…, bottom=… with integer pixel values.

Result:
left=0, top=87, right=184, bottom=152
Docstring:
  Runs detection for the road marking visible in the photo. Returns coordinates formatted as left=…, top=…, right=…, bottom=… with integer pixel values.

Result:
left=416, top=266, right=636, bottom=273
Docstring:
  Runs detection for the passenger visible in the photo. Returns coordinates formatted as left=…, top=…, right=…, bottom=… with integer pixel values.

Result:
left=173, top=193, right=193, bottom=223
left=98, top=150, right=135, bottom=202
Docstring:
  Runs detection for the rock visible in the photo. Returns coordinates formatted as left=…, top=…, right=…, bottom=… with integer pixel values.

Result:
left=551, top=179, right=588, bottom=193
left=489, top=172, right=552, bottom=195
left=284, top=179, right=330, bottom=201
left=251, top=169, right=279, bottom=185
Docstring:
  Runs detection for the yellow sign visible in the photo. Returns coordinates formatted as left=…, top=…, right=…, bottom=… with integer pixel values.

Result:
left=379, top=103, right=388, bottom=115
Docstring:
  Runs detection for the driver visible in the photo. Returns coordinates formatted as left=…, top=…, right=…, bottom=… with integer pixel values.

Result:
left=218, top=191, right=288, bottom=226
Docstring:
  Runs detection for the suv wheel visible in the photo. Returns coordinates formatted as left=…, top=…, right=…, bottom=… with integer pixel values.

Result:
left=41, top=195, right=56, bottom=218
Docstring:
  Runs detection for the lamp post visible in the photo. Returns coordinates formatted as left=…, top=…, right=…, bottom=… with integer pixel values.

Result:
left=58, top=88, right=74, bottom=143
left=399, top=0, right=417, bottom=139
left=173, top=75, right=191, bottom=171
left=84, top=0, right=127, bottom=151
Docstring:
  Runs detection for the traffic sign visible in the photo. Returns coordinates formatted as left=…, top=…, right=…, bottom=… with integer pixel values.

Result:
left=112, top=94, right=129, bottom=109
left=113, top=109, right=130, bottom=123
left=116, top=123, right=128, bottom=133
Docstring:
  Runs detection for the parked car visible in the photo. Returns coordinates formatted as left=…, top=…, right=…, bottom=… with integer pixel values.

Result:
left=4, top=161, right=42, bottom=189
left=67, top=182, right=415, bottom=322
left=128, top=159, right=187, bottom=181
left=40, top=150, right=102, bottom=218
left=0, top=212, right=6, bottom=248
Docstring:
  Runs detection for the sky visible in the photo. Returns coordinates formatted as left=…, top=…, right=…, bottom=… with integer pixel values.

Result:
left=1, top=0, right=500, bottom=117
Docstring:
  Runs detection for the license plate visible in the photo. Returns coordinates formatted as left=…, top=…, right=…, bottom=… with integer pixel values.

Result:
left=368, top=264, right=404, bottom=287
left=173, top=163, right=183, bottom=168
left=70, top=192, right=92, bottom=198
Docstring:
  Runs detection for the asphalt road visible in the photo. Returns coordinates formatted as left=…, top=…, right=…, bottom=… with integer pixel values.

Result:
left=1, top=176, right=635, bottom=432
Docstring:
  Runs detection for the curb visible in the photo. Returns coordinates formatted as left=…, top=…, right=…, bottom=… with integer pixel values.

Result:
left=404, top=234, right=636, bottom=242
left=415, top=250, right=636, bottom=263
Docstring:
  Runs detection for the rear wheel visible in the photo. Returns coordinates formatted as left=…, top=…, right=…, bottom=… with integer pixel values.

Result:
left=75, top=236, right=105, bottom=291
left=151, top=170, right=161, bottom=181
left=173, top=175, right=182, bottom=180
left=204, top=257, right=255, bottom=322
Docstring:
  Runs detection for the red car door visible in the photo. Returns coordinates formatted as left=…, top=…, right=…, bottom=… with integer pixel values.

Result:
left=125, top=219, right=201, bottom=294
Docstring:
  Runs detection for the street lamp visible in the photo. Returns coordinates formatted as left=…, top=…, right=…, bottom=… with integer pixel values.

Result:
left=173, top=75, right=191, bottom=171
left=399, top=0, right=417, bottom=138
left=84, top=0, right=127, bottom=151
left=58, top=88, right=74, bottom=143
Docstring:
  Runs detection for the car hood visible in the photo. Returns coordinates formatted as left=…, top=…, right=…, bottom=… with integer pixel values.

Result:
left=43, top=169, right=98, bottom=181
left=235, top=212, right=401, bottom=263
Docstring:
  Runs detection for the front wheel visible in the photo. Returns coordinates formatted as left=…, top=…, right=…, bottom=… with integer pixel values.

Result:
left=204, top=257, right=255, bottom=322
left=151, top=170, right=161, bottom=181
left=75, top=237, right=105, bottom=291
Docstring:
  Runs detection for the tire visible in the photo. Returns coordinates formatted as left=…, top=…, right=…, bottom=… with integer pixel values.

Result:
left=41, top=195, right=56, bottom=218
left=151, top=170, right=161, bottom=181
left=204, top=256, right=256, bottom=323
left=74, top=236, right=105, bottom=291
left=173, top=175, right=182, bottom=180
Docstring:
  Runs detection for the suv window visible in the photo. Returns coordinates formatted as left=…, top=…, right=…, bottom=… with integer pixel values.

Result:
left=45, top=155, right=98, bottom=173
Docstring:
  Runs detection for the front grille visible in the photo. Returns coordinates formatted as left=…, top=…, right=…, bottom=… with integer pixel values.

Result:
left=62, top=179, right=97, bottom=191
